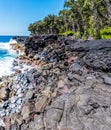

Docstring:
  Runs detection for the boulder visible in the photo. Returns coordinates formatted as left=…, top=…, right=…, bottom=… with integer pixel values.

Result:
left=0, top=83, right=10, bottom=101
left=35, top=87, right=51, bottom=113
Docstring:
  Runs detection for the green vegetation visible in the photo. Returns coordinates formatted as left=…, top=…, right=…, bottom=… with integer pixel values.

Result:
left=100, top=27, right=111, bottom=39
left=60, top=31, right=74, bottom=36
left=28, top=0, right=111, bottom=39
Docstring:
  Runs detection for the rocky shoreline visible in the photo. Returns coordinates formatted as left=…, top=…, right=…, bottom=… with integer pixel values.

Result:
left=0, top=35, right=111, bottom=130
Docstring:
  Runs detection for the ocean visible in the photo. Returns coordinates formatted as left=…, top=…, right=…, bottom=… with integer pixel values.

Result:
left=0, top=35, right=18, bottom=77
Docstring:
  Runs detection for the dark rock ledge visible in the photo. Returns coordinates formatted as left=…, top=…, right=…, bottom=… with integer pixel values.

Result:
left=0, top=35, right=111, bottom=130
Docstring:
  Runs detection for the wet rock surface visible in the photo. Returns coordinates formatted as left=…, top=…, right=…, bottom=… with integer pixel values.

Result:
left=0, top=35, right=111, bottom=130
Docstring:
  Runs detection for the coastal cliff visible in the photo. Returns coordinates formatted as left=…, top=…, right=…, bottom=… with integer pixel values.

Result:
left=0, top=35, right=111, bottom=130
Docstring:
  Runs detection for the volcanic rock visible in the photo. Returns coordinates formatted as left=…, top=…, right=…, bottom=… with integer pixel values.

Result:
left=0, top=35, right=111, bottom=130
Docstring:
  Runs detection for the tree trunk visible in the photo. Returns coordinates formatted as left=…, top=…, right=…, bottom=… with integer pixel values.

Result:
left=93, top=3, right=101, bottom=39
left=72, top=21, right=75, bottom=32
left=104, top=0, right=111, bottom=20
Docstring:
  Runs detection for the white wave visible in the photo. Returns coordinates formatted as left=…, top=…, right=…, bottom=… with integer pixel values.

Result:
left=0, top=57, right=14, bottom=77
left=9, top=39, right=17, bottom=44
left=0, top=40, right=18, bottom=77
left=0, top=42, right=11, bottom=50
left=0, top=39, right=17, bottom=50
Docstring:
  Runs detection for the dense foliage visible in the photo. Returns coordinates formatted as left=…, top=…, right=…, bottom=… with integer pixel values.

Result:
left=28, top=0, right=111, bottom=39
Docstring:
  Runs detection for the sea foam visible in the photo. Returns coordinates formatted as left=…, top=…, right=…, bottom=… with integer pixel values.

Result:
left=0, top=39, right=18, bottom=77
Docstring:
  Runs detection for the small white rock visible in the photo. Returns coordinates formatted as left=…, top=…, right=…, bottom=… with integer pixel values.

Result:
left=0, top=112, right=6, bottom=117
left=86, top=76, right=93, bottom=80
left=0, top=118, right=5, bottom=127
left=18, top=93, right=23, bottom=98
left=17, top=88, right=22, bottom=95
left=10, top=96, right=18, bottom=103
left=16, top=99, right=22, bottom=105
left=10, top=103, right=15, bottom=108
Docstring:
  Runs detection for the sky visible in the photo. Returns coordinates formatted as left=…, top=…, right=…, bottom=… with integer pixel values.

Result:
left=0, top=0, right=65, bottom=36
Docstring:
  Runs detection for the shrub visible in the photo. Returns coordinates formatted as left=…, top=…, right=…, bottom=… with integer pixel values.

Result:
left=100, top=27, right=111, bottom=39
left=75, top=31, right=81, bottom=38
left=60, top=31, right=74, bottom=36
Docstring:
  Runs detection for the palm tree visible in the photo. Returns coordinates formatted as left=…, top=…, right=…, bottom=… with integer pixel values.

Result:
left=64, top=0, right=84, bottom=37
left=59, top=10, right=68, bottom=32
left=83, top=0, right=108, bottom=38
left=28, top=23, right=37, bottom=35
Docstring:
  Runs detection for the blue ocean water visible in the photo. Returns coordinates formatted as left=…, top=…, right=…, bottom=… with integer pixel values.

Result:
left=0, top=35, right=14, bottom=42
left=0, top=36, right=14, bottom=58
left=0, top=35, right=17, bottom=77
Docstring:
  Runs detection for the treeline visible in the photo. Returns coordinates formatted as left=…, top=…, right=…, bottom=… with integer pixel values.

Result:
left=28, top=0, right=111, bottom=39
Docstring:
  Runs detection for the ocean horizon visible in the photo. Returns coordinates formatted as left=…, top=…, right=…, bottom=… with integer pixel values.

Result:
left=0, top=35, right=15, bottom=42
left=0, top=35, right=18, bottom=77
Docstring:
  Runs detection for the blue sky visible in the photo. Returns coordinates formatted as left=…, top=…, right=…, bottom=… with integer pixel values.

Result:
left=0, top=0, right=65, bottom=36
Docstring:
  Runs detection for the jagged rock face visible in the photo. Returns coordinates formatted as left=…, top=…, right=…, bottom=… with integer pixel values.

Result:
left=45, top=84, right=111, bottom=130
left=25, top=35, right=111, bottom=71
left=1, top=35, right=111, bottom=130
left=70, top=39, right=111, bottom=71
left=22, top=37, right=111, bottom=130
left=25, top=35, right=60, bottom=56
left=17, top=67, right=111, bottom=130
left=13, top=36, right=28, bottom=44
